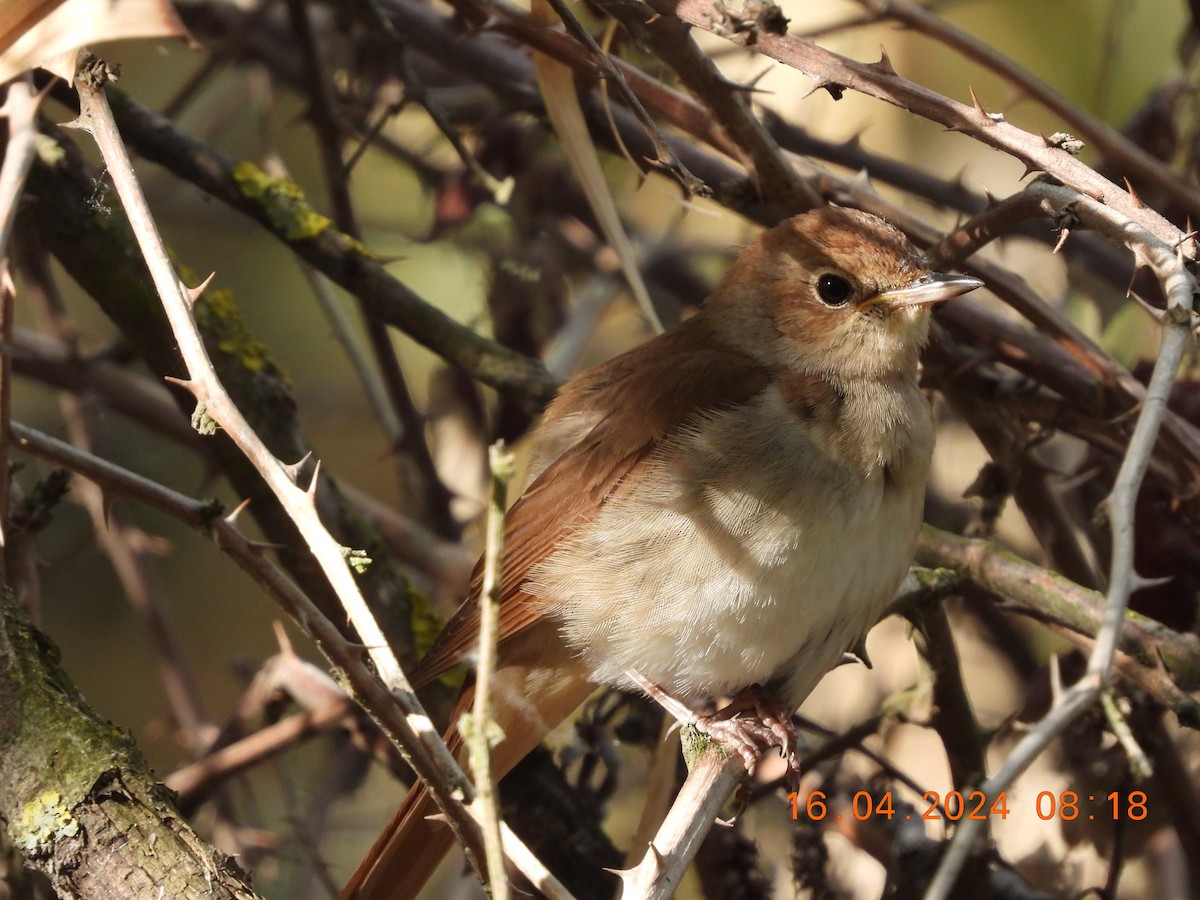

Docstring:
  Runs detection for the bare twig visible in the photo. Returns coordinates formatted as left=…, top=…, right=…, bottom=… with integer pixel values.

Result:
left=540, top=0, right=706, bottom=196
left=855, top=0, right=1200, bottom=222
left=358, top=0, right=512, bottom=200
left=915, top=527, right=1200, bottom=695
left=166, top=698, right=356, bottom=805
left=67, top=50, right=492, bottom=882
left=468, top=441, right=516, bottom=900
left=0, top=76, right=42, bottom=568
left=1100, top=691, right=1153, bottom=782
left=617, top=741, right=746, bottom=899
left=94, top=83, right=558, bottom=409
left=596, top=0, right=821, bottom=213
left=8, top=418, right=575, bottom=895
left=651, top=0, right=1181, bottom=245
left=67, top=53, right=575, bottom=900
left=925, top=204, right=1196, bottom=891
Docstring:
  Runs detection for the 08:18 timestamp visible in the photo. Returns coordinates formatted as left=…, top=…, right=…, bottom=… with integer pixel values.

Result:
left=788, top=790, right=1149, bottom=822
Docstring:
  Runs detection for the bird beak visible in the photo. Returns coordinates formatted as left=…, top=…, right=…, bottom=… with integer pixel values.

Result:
left=873, top=272, right=985, bottom=308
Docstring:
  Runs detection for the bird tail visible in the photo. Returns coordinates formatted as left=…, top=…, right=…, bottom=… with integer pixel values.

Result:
left=338, top=774, right=451, bottom=900
left=340, top=665, right=594, bottom=900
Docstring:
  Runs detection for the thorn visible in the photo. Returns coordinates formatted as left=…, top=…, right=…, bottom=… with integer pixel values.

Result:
left=851, top=167, right=872, bottom=187
left=1125, top=288, right=1168, bottom=322
left=1123, top=176, right=1145, bottom=208
left=648, top=841, right=666, bottom=872
left=60, top=115, right=93, bottom=134
left=802, top=77, right=845, bottom=101
left=1053, top=228, right=1070, bottom=254
left=983, top=188, right=1000, bottom=208
left=224, top=497, right=252, bottom=526
left=307, top=458, right=322, bottom=500
left=743, top=66, right=774, bottom=92
left=273, top=620, right=296, bottom=656
left=185, top=272, right=216, bottom=307
left=867, top=45, right=898, bottom=77
left=164, top=376, right=199, bottom=395
left=281, top=452, right=313, bottom=485
left=1020, top=162, right=1041, bottom=180
left=969, top=86, right=988, bottom=121
left=1130, top=571, right=1175, bottom=592
left=101, top=489, right=115, bottom=531
left=968, top=86, right=1005, bottom=124
left=245, top=539, right=287, bottom=555
left=1048, top=653, right=1063, bottom=702
left=849, top=636, right=873, bottom=668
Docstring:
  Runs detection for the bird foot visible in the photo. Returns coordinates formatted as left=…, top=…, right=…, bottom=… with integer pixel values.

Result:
left=626, top=672, right=801, bottom=790
left=700, top=683, right=801, bottom=790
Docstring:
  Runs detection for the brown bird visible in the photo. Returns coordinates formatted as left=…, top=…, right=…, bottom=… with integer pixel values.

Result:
left=341, top=206, right=982, bottom=899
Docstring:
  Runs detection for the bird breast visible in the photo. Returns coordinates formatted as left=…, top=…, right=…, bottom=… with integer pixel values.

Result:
left=524, top=378, right=935, bottom=706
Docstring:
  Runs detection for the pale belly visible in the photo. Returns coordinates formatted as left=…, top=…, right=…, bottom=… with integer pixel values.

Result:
left=524, top=389, right=930, bottom=707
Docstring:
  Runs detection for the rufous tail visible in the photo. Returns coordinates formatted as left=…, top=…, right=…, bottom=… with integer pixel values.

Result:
left=340, top=666, right=593, bottom=900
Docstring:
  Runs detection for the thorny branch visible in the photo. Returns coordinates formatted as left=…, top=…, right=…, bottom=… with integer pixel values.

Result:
left=7, top=0, right=1200, bottom=897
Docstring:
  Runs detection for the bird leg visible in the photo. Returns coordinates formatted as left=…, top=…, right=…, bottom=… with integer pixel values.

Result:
left=626, top=672, right=800, bottom=788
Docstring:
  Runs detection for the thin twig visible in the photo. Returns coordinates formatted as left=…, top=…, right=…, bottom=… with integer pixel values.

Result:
left=21, top=261, right=216, bottom=752
left=1099, top=691, right=1153, bottom=782
left=67, top=51, right=487, bottom=879
left=67, top=54, right=573, bottom=900
left=541, top=0, right=707, bottom=196
left=166, top=699, right=355, bottom=805
left=855, top=0, right=1200, bottom=222
left=468, top=441, right=516, bottom=900
left=921, top=199, right=1197, bottom=895
left=596, top=0, right=820, bottom=210
left=357, top=0, right=512, bottom=200
left=271, top=4, right=459, bottom=536
left=617, top=742, right=746, bottom=899
left=8, top=420, right=574, bottom=897
left=652, top=0, right=1182, bottom=246
left=915, top=527, right=1200, bottom=694
left=96, top=82, right=558, bottom=409
left=0, top=76, right=42, bottom=567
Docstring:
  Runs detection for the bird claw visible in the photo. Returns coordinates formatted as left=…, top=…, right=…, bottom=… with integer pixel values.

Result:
left=697, top=683, right=802, bottom=791
left=626, top=671, right=802, bottom=790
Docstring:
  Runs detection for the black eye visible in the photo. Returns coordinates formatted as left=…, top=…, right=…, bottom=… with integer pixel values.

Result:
left=816, top=273, right=852, bottom=306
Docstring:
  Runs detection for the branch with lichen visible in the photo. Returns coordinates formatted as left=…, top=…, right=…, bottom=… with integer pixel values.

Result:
left=0, top=588, right=262, bottom=899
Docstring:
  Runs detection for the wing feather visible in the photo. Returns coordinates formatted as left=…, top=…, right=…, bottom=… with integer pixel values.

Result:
left=411, top=316, right=772, bottom=687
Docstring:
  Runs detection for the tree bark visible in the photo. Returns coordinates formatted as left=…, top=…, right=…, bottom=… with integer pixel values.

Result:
left=0, top=588, right=262, bottom=899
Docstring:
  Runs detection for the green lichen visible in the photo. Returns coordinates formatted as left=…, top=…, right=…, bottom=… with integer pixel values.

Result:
left=13, top=791, right=79, bottom=855
left=408, top=585, right=445, bottom=662
left=680, top=726, right=724, bottom=773
left=188, top=282, right=286, bottom=380
left=232, top=162, right=334, bottom=241
left=343, top=547, right=373, bottom=574
left=190, top=403, right=219, bottom=436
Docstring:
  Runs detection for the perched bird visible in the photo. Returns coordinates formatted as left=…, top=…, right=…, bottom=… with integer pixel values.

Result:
left=341, top=206, right=983, bottom=899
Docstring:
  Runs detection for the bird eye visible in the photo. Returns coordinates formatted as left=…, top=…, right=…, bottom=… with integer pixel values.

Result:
left=816, top=273, right=853, bottom=306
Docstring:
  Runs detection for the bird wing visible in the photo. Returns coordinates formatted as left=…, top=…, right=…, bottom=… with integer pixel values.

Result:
left=410, top=316, right=772, bottom=687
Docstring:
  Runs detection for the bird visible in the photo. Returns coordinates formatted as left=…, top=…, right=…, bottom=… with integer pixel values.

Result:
left=340, top=206, right=983, bottom=899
